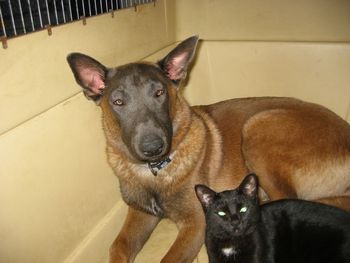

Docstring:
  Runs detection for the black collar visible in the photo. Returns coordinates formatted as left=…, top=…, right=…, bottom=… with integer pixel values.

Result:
left=147, top=156, right=173, bottom=176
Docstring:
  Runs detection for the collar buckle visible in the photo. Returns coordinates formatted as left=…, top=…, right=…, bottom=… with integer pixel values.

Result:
left=148, top=156, right=172, bottom=176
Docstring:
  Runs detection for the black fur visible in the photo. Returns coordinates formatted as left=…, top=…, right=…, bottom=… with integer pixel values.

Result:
left=195, top=174, right=350, bottom=263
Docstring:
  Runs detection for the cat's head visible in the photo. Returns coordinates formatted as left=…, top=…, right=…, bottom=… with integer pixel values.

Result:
left=195, top=174, right=260, bottom=237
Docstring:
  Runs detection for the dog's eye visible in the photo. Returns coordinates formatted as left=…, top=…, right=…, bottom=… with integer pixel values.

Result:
left=155, top=89, right=165, bottom=97
left=113, top=99, right=124, bottom=106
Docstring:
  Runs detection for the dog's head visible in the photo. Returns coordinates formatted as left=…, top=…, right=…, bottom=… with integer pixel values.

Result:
left=67, top=36, right=198, bottom=163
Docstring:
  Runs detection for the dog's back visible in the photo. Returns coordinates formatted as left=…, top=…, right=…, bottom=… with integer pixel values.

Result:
left=198, top=97, right=350, bottom=208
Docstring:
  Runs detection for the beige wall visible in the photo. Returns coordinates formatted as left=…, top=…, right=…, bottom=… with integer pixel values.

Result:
left=1, top=0, right=350, bottom=262
left=182, top=41, right=350, bottom=120
left=171, top=0, right=350, bottom=120
left=174, top=0, right=350, bottom=42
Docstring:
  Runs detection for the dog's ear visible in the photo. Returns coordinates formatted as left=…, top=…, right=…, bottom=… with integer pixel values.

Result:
left=67, top=53, right=108, bottom=104
left=195, top=184, right=216, bottom=211
left=158, top=35, right=199, bottom=85
left=239, top=174, right=258, bottom=199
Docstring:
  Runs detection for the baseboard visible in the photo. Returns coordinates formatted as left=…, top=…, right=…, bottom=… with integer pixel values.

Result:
left=63, top=200, right=127, bottom=263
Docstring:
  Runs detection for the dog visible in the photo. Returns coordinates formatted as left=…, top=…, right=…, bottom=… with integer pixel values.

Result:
left=67, top=36, right=350, bottom=263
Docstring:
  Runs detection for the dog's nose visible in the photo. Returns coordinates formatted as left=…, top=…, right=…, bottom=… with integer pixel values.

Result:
left=141, top=135, right=164, bottom=157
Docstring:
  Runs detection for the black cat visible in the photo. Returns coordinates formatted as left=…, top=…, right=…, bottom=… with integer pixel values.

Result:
left=195, top=174, right=350, bottom=263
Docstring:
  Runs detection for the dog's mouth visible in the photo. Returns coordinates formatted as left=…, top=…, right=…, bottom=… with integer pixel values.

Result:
left=128, top=125, right=173, bottom=171
left=142, top=147, right=165, bottom=160
left=143, top=148, right=170, bottom=164
left=133, top=140, right=173, bottom=175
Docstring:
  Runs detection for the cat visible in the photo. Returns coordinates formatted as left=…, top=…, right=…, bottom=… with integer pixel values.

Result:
left=195, top=174, right=350, bottom=263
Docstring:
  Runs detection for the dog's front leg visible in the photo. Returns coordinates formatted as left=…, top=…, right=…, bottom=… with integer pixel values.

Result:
left=109, top=206, right=160, bottom=263
left=160, top=216, right=206, bottom=263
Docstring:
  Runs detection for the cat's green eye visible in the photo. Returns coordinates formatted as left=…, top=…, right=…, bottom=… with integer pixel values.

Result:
left=240, top=206, right=248, bottom=213
left=217, top=211, right=226, bottom=217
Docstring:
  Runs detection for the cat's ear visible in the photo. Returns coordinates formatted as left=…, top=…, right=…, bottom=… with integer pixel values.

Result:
left=195, top=184, right=216, bottom=210
left=239, top=174, right=258, bottom=198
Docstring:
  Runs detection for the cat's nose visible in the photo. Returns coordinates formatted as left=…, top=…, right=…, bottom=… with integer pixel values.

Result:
left=231, top=214, right=239, bottom=222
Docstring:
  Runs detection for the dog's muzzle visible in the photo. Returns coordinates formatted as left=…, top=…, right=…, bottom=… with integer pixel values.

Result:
left=141, top=134, right=165, bottom=158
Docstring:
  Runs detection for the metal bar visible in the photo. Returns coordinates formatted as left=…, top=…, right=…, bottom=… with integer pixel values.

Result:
left=88, top=0, right=92, bottom=16
left=82, top=0, right=86, bottom=17
left=8, top=0, right=17, bottom=35
left=52, top=0, right=58, bottom=25
left=0, top=3, right=7, bottom=37
left=68, top=0, right=73, bottom=21
left=60, top=0, right=66, bottom=23
left=75, top=0, right=79, bottom=19
left=45, top=0, right=51, bottom=26
left=36, top=0, right=43, bottom=28
left=99, top=0, right=103, bottom=13
left=27, top=0, right=35, bottom=30
left=94, top=0, right=97, bottom=15
left=116, top=0, right=118, bottom=10
left=105, top=0, right=108, bottom=13
left=18, top=0, right=26, bottom=34
left=111, top=0, right=113, bottom=11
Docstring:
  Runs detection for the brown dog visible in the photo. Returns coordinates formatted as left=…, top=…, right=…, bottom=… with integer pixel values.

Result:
left=67, top=36, right=350, bottom=263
